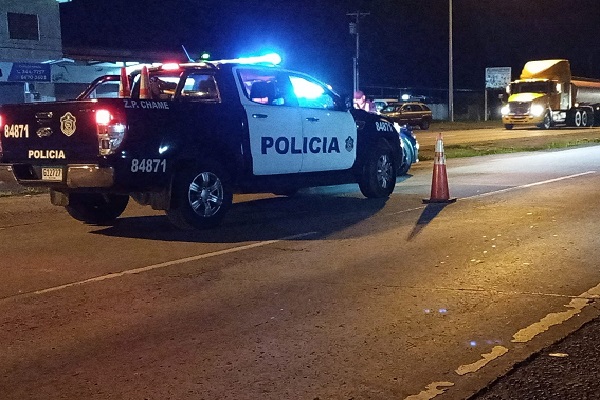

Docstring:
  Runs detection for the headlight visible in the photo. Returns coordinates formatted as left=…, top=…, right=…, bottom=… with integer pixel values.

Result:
left=530, top=104, right=545, bottom=117
left=501, top=105, right=510, bottom=115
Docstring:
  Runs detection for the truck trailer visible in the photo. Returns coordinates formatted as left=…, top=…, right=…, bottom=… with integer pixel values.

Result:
left=501, top=59, right=600, bottom=129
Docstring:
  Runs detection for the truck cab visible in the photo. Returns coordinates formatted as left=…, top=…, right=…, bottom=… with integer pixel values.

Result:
left=502, top=59, right=600, bottom=130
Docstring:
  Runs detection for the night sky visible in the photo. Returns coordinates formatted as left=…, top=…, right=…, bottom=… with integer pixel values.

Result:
left=59, top=0, right=600, bottom=94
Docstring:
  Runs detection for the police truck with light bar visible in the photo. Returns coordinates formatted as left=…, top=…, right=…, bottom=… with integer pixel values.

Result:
left=0, top=55, right=402, bottom=229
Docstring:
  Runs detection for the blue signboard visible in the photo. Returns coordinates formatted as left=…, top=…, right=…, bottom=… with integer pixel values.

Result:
left=8, top=63, right=51, bottom=82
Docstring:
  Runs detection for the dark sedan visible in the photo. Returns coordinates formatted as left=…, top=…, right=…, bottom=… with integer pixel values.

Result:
left=381, top=102, right=433, bottom=130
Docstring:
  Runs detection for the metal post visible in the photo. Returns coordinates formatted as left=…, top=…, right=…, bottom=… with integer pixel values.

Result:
left=348, top=11, right=369, bottom=94
left=449, top=0, right=454, bottom=122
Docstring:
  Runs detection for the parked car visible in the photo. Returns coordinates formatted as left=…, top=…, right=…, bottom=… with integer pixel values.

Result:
left=396, top=124, right=419, bottom=175
left=381, top=102, right=433, bottom=130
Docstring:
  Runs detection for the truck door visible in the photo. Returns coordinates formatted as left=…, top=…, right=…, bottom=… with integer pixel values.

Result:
left=287, top=73, right=357, bottom=173
left=236, top=68, right=303, bottom=175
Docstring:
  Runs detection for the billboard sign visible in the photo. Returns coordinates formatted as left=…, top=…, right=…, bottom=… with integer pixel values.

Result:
left=6, top=63, right=51, bottom=82
left=485, top=67, right=511, bottom=89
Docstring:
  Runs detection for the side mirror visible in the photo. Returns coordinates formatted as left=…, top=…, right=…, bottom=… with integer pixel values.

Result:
left=342, top=94, right=353, bottom=111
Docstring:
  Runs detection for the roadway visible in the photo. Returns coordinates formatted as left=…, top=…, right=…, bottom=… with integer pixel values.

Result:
left=1, top=142, right=600, bottom=399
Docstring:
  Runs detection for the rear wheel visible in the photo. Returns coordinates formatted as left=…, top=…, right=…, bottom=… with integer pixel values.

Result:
left=65, top=193, right=129, bottom=224
left=167, top=161, right=232, bottom=230
left=359, top=139, right=396, bottom=198
left=581, top=109, right=594, bottom=127
left=574, top=110, right=582, bottom=127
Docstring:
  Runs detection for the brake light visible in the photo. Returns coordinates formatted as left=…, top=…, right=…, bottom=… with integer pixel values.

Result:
left=95, top=108, right=126, bottom=156
left=95, top=109, right=111, bottom=125
left=161, top=63, right=180, bottom=71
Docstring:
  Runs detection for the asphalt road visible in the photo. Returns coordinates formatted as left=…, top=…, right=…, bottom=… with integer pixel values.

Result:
left=1, top=144, right=600, bottom=399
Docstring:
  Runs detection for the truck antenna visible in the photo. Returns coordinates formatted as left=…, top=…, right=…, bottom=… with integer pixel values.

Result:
left=181, top=45, right=194, bottom=62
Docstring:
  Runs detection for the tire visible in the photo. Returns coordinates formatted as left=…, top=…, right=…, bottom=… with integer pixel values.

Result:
left=397, top=155, right=411, bottom=176
left=504, top=124, right=513, bottom=130
left=358, top=139, right=396, bottom=198
left=420, top=119, right=431, bottom=130
left=65, top=193, right=129, bottom=224
left=574, top=110, right=582, bottom=127
left=581, top=109, right=593, bottom=127
left=537, top=112, right=551, bottom=130
left=166, top=161, right=232, bottom=230
left=397, top=141, right=412, bottom=176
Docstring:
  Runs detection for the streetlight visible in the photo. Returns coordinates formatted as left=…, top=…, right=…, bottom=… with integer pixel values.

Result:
left=348, top=11, right=369, bottom=94
left=449, top=0, right=454, bottom=122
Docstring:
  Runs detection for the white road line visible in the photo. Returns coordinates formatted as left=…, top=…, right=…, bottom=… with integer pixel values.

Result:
left=2, top=231, right=317, bottom=301
left=462, top=171, right=597, bottom=200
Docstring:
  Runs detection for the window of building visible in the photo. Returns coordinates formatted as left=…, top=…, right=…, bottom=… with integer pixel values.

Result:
left=7, top=13, right=40, bottom=41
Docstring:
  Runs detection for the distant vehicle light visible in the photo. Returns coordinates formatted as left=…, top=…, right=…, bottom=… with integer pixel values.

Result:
left=501, top=105, right=510, bottom=115
left=401, top=94, right=410, bottom=101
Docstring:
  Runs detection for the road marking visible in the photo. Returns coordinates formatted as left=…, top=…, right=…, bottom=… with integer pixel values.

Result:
left=455, top=346, right=509, bottom=375
left=463, top=171, right=597, bottom=200
left=404, top=382, right=454, bottom=400
left=2, top=231, right=317, bottom=301
left=512, top=281, right=600, bottom=343
left=405, top=280, right=600, bottom=399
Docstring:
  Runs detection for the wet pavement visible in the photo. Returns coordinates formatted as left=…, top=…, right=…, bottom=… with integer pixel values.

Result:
left=471, top=314, right=600, bottom=400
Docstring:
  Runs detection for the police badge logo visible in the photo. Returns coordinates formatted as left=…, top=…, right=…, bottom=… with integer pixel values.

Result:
left=60, top=112, right=76, bottom=136
left=345, top=136, right=354, bottom=152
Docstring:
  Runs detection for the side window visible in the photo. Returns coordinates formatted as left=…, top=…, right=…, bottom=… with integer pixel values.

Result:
left=289, top=75, right=335, bottom=109
left=237, top=68, right=296, bottom=107
left=180, top=73, right=220, bottom=102
left=87, top=80, right=120, bottom=99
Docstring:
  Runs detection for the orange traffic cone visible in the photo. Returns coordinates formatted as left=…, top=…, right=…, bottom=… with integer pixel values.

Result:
left=139, top=66, right=151, bottom=99
left=423, top=133, right=456, bottom=204
left=118, top=67, right=130, bottom=97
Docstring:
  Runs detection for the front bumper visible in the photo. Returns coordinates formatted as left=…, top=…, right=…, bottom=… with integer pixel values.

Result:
left=0, top=164, right=114, bottom=188
left=502, top=114, right=544, bottom=126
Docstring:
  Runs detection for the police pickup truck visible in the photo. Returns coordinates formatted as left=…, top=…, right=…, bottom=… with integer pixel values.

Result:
left=0, top=59, right=402, bottom=229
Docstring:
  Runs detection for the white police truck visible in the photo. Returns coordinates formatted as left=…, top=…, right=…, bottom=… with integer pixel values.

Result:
left=0, top=57, right=402, bottom=229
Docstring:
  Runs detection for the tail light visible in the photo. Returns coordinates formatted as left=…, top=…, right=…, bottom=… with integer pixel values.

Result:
left=95, top=109, right=126, bottom=156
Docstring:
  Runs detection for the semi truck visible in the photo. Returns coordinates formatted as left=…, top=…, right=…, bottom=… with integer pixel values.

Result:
left=501, top=59, right=600, bottom=129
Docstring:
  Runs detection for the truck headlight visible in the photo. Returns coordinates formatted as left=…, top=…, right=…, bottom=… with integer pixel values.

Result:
left=501, top=105, right=510, bottom=115
left=530, top=104, right=545, bottom=117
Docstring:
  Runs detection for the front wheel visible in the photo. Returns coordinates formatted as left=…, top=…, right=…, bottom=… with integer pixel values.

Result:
left=167, top=161, right=232, bottom=230
left=65, top=193, right=129, bottom=224
left=537, top=112, right=551, bottom=129
left=359, top=140, right=396, bottom=198
left=420, top=119, right=431, bottom=130
left=504, top=124, right=514, bottom=130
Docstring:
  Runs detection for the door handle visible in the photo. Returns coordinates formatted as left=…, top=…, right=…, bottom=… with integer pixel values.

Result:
left=252, top=114, right=268, bottom=119
left=306, top=117, right=320, bottom=122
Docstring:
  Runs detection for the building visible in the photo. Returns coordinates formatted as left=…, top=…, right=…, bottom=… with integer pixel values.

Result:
left=0, top=0, right=183, bottom=105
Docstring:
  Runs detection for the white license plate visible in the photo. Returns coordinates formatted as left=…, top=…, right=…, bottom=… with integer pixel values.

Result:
left=41, top=167, right=63, bottom=181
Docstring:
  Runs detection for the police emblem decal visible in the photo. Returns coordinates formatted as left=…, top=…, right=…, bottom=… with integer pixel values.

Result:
left=60, top=112, right=76, bottom=136
left=345, top=136, right=354, bottom=152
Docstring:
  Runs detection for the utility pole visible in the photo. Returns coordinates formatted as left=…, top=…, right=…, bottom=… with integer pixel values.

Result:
left=448, top=0, right=454, bottom=121
left=347, top=11, right=370, bottom=94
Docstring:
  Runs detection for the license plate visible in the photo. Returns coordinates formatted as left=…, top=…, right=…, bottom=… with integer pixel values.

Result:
left=41, top=167, right=63, bottom=181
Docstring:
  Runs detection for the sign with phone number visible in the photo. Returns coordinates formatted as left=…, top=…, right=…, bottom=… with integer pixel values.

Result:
left=7, top=63, right=51, bottom=82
